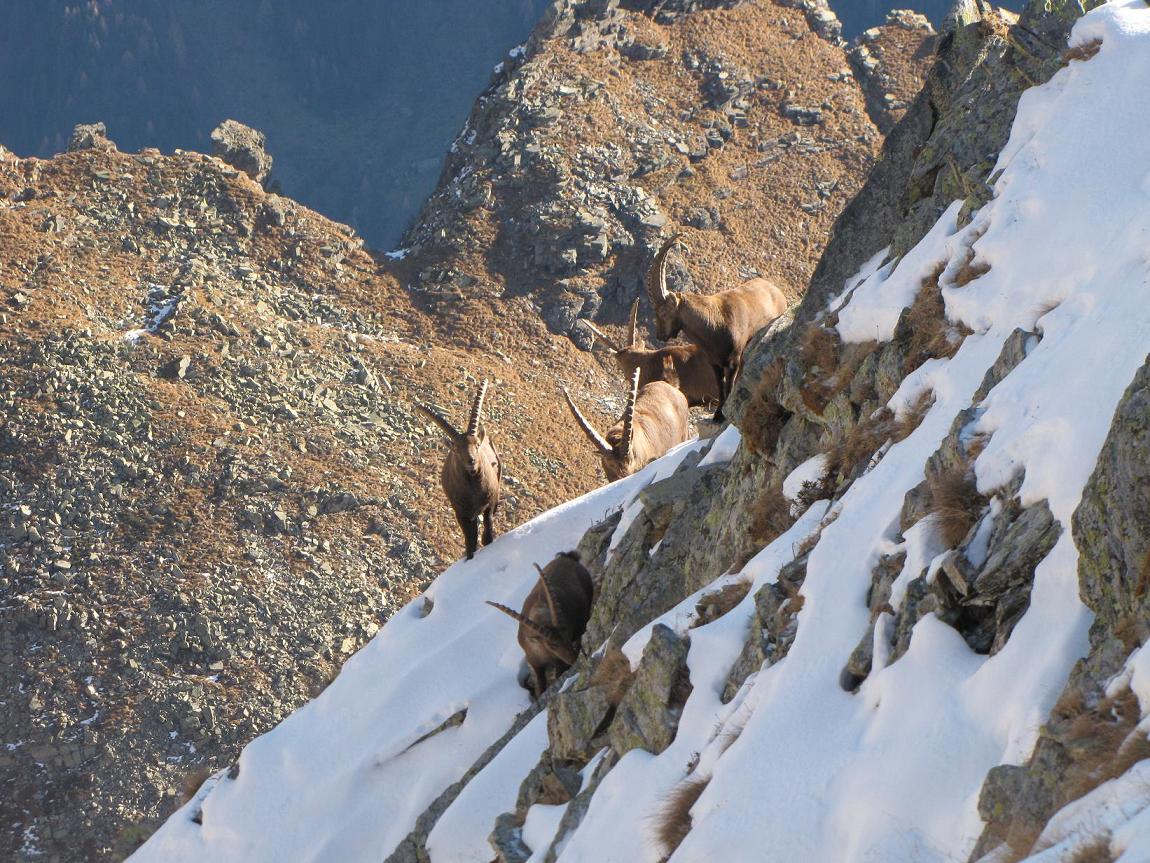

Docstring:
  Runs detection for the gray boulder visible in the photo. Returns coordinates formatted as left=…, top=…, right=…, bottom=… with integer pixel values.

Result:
left=210, top=120, right=274, bottom=187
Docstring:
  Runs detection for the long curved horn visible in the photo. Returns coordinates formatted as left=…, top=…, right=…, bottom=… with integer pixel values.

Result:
left=486, top=601, right=576, bottom=664
left=580, top=320, right=622, bottom=353
left=645, top=234, right=682, bottom=305
left=621, top=368, right=640, bottom=463
left=534, top=563, right=561, bottom=627
left=562, top=388, right=612, bottom=454
left=628, top=299, right=641, bottom=348
left=467, top=380, right=489, bottom=436
left=416, top=404, right=460, bottom=440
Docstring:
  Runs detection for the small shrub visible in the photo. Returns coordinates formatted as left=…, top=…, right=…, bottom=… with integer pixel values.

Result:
left=651, top=774, right=711, bottom=857
left=927, top=467, right=984, bottom=547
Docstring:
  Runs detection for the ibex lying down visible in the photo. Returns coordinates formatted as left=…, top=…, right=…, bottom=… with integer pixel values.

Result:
left=647, top=234, right=789, bottom=422
left=416, top=380, right=501, bottom=561
left=581, top=299, right=720, bottom=408
left=564, top=366, right=690, bottom=482
left=487, top=551, right=594, bottom=698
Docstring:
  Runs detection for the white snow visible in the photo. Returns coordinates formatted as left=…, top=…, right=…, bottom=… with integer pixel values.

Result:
left=782, top=453, right=827, bottom=502
left=132, top=3, right=1150, bottom=862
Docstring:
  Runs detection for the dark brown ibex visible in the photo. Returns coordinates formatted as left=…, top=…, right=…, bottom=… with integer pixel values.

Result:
left=564, top=367, right=690, bottom=482
left=581, top=299, right=720, bottom=408
left=487, top=551, right=594, bottom=698
left=646, top=234, right=789, bottom=422
left=416, top=380, right=501, bottom=560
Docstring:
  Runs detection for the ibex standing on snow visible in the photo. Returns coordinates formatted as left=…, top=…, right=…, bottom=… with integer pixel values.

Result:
left=487, top=551, right=594, bottom=698
left=416, top=381, right=501, bottom=560
left=581, top=299, right=720, bottom=408
left=564, top=367, right=690, bottom=482
left=646, top=234, right=789, bottom=422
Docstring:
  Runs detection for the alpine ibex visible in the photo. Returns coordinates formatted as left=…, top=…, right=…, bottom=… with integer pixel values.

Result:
left=416, top=380, right=501, bottom=560
left=564, top=367, right=690, bottom=482
left=487, top=551, right=594, bottom=697
left=581, top=299, right=720, bottom=408
left=646, top=234, right=789, bottom=422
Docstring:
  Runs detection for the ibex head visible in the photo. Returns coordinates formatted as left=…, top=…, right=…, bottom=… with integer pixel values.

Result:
left=416, top=379, right=490, bottom=472
left=646, top=234, right=689, bottom=341
left=563, top=368, right=641, bottom=482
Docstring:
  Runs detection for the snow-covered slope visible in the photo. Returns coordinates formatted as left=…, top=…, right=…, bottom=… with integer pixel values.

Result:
left=132, top=2, right=1150, bottom=861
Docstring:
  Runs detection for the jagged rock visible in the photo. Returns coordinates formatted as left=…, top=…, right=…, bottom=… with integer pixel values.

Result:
left=489, top=811, right=532, bottom=863
left=1074, top=358, right=1150, bottom=632
left=608, top=624, right=691, bottom=755
left=540, top=750, right=619, bottom=863
left=68, top=122, right=117, bottom=152
left=210, top=120, right=273, bottom=187
left=548, top=677, right=613, bottom=763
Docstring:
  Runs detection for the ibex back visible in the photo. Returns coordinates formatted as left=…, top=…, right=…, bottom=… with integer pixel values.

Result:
left=486, top=551, right=594, bottom=698
left=416, top=380, right=501, bottom=560
left=564, top=366, right=690, bottom=482
left=580, top=299, right=719, bottom=408
left=646, top=234, right=788, bottom=422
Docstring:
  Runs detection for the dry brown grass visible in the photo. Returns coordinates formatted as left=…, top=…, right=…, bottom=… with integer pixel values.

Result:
left=1064, top=38, right=1103, bottom=64
left=892, top=389, right=935, bottom=442
left=694, top=580, right=753, bottom=626
left=825, top=408, right=894, bottom=487
left=927, top=467, right=985, bottom=547
left=903, top=281, right=966, bottom=373
left=952, top=259, right=992, bottom=288
left=1061, top=688, right=1150, bottom=804
left=740, top=359, right=791, bottom=458
left=179, top=765, right=212, bottom=806
left=800, top=325, right=841, bottom=375
left=1068, top=838, right=1115, bottom=863
left=748, top=485, right=795, bottom=544
left=591, top=641, right=635, bottom=706
left=651, top=774, right=711, bottom=858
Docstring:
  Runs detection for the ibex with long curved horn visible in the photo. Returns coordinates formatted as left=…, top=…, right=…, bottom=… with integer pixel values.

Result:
left=487, top=551, right=594, bottom=698
left=646, top=234, right=789, bottom=422
left=416, top=380, right=501, bottom=560
left=581, top=299, right=720, bottom=408
left=564, top=367, right=690, bottom=482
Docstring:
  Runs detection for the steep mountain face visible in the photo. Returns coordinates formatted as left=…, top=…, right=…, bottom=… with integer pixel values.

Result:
left=0, top=2, right=929, bottom=861
left=132, top=1, right=1150, bottom=863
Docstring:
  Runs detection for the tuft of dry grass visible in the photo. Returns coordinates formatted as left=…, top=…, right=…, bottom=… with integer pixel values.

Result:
left=591, top=641, right=635, bottom=706
left=740, top=360, right=790, bottom=457
left=748, top=486, right=794, bottom=544
left=892, top=389, right=935, bottom=442
left=800, top=324, right=841, bottom=375
left=651, top=774, right=711, bottom=857
left=927, top=467, right=985, bottom=547
left=1068, top=837, right=1115, bottom=863
left=179, top=766, right=212, bottom=807
left=1063, top=38, right=1103, bottom=64
left=952, top=258, right=992, bottom=288
left=694, top=580, right=753, bottom=626
left=825, top=408, right=894, bottom=487
left=903, top=281, right=963, bottom=373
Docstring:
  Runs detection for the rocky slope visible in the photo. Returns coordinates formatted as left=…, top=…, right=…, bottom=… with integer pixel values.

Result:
left=131, top=1, right=1150, bottom=862
left=0, top=2, right=935, bottom=860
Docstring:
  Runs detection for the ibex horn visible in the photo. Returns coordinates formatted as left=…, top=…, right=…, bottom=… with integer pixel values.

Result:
left=580, top=320, right=622, bottom=353
left=627, top=298, right=641, bottom=348
left=621, top=367, right=640, bottom=463
left=486, top=601, right=577, bottom=665
left=467, top=380, right=489, bottom=437
left=534, top=563, right=561, bottom=627
left=415, top=403, right=460, bottom=440
left=562, top=388, right=612, bottom=454
left=645, top=233, right=682, bottom=304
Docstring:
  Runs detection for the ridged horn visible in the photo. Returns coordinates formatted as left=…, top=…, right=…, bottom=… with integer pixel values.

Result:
left=467, top=380, right=489, bottom=437
left=534, top=563, right=561, bottom=627
left=486, top=601, right=577, bottom=665
left=562, top=388, right=612, bottom=454
left=621, top=367, right=640, bottom=462
left=645, top=233, right=682, bottom=305
left=415, top=404, right=460, bottom=440
left=580, top=320, right=622, bottom=353
left=627, top=299, right=641, bottom=348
